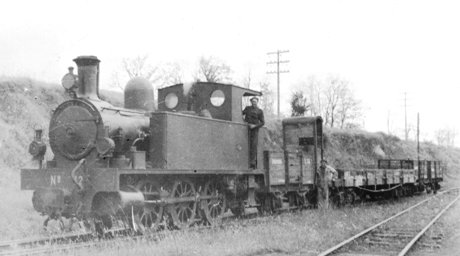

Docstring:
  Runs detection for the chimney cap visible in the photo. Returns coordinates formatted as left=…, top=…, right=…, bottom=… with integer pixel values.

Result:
left=73, top=56, right=100, bottom=66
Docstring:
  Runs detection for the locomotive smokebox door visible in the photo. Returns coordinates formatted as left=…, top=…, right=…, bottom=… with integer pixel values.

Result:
left=282, top=116, right=323, bottom=187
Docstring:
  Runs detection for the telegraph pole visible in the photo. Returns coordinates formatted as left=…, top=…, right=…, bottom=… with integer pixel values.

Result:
left=417, top=113, right=420, bottom=161
left=417, top=113, right=420, bottom=184
left=400, top=92, right=411, bottom=140
left=267, top=50, right=289, bottom=118
left=405, top=92, right=408, bottom=140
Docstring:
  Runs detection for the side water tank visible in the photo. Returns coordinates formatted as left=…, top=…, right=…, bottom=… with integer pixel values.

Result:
left=124, top=77, right=155, bottom=111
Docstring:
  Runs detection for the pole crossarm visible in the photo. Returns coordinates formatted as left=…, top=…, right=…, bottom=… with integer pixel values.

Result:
left=267, top=60, right=290, bottom=64
left=267, top=70, right=290, bottom=74
left=267, top=50, right=289, bottom=55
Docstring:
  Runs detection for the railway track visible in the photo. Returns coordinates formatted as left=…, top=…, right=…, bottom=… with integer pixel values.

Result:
left=0, top=233, right=91, bottom=256
left=317, top=188, right=460, bottom=256
left=0, top=232, right=90, bottom=251
left=0, top=211, right=253, bottom=256
left=0, top=189, right=450, bottom=255
left=0, top=227, right=130, bottom=256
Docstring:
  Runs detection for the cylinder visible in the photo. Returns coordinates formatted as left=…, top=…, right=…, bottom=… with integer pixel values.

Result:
left=74, top=56, right=100, bottom=100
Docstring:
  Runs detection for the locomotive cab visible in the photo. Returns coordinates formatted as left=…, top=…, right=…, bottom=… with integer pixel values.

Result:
left=151, top=82, right=265, bottom=170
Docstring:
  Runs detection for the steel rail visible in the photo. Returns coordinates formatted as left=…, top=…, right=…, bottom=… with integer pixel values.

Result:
left=0, top=228, right=127, bottom=255
left=3, top=188, right=452, bottom=255
left=0, top=232, right=92, bottom=251
left=0, top=208, right=267, bottom=256
left=0, top=240, right=99, bottom=256
left=0, top=202, right=247, bottom=254
left=1, top=220, right=226, bottom=256
left=317, top=188, right=459, bottom=256
left=0, top=212, right=238, bottom=255
left=398, top=192, right=460, bottom=256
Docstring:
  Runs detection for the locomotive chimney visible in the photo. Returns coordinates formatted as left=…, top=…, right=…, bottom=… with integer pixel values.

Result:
left=73, top=56, right=100, bottom=100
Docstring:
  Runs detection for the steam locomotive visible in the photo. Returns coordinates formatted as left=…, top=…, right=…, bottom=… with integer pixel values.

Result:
left=21, top=56, right=442, bottom=235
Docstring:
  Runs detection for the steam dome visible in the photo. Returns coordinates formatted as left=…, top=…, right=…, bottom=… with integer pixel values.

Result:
left=124, top=77, right=154, bottom=111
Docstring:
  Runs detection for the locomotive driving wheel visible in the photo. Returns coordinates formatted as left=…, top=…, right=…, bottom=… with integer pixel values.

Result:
left=136, top=179, right=164, bottom=233
left=343, top=189, right=356, bottom=205
left=167, top=179, right=197, bottom=228
left=201, top=180, right=227, bottom=225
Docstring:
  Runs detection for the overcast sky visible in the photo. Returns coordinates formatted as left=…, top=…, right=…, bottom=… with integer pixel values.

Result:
left=1, top=0, right=459, bottom=144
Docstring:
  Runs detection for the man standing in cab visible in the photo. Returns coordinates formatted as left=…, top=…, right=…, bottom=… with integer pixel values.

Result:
left=243, top=97, right=265, bottom=169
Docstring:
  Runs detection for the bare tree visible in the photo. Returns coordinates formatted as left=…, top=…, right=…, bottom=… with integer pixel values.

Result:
left=109, top=70, right=124, bottom=91
left=109, top=54, right=161, bottom=92
left=156, top=61, right=185, bottom=89
left=122, top=54, right=159, bottom=80
left=406, top=122, right=417, bottom=141
left=323, top=75, right=344, bottom=127
left=292, top=74, right=361, bottom=128
left=336, top=84, right=362, bottom=128
left=305, top=76, right=323, bottom=117
left=435, top=128, right=448, bottom=146
left=434, top=126, right=458, bottom=147
left=194, top=56, right=232, bottom=83
left=387, top=110, right=396, bottom=135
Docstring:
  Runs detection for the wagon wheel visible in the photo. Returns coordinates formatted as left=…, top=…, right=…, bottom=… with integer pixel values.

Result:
left=136, top=180, right=164, bottom=232
left=167, top=179, right=197, bottom=228
left=393, top=186, right=402, bottom=200
left=201, top=180, right=226, bottom=225
left=401, top=186, right=407, bottom=197
left=343, top=189, right=355, bottom=205
left=409, top=186, right=415, bottom=197
left=296, top=191, right=307, bottom=209
left=328, top=188, right=341, bottom=208
left=288, top=193, right=297, bottom=209
left=256, top=194, right=267, bottom=214
left=230, top=203, right=245, bottom=217
left=257, top=194, right=277, bottom=214
left=305, top=190, right=318, bottom=208
left=426, top=184, right=433, bottom=194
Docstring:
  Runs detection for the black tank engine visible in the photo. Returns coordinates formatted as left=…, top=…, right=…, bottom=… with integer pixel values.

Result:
left=21, top=56, right=442, bottom=234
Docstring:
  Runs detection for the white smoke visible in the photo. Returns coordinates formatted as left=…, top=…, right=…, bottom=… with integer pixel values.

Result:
left=182, top=81, right=195, bottom=96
